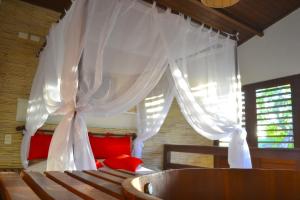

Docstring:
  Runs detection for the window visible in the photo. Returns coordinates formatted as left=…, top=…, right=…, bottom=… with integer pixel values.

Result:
left=242, top=74, right=300, bottom=149
left=217, top=74, right=300, bottom=149
left=256, top=84, right=294, bottom=148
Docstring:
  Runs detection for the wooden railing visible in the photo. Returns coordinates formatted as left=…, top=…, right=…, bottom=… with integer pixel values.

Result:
left=163, top=144, right=300, bottom=170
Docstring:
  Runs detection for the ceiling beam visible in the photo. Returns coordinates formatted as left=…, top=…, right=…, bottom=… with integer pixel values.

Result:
left=151, top=0, right=263, bottom=37
left=189, top=0, right=264, bottom=37
left=21, top=0, right=71, bottom=13
left=22, top=0, right=264, bottom=39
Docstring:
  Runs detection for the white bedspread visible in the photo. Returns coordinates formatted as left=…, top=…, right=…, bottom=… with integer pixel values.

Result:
left=26, top=160, right=155, bottom=175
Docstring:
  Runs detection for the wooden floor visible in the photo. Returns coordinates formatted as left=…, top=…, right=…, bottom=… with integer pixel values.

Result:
left=0, top=168, right=136, bottom=200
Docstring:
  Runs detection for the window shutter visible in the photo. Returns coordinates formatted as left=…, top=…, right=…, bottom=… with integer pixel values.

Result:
left=256, top=84, right=294, bottom=148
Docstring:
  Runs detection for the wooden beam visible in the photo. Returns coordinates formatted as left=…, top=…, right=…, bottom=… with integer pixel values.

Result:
left=22, top=0, right=263, bottom=39
left=189, top=0, right=264, bottom=37
left=153, top=0, right=263, bottom=37
left=21, top=0, right=71, bottom=13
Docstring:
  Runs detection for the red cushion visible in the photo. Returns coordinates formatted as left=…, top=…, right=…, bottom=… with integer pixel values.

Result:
left=89, top=135, right=131, bottom=159
left=103, top=154, right=143, bottom=172
left=27, top=132, right=52, bottom=160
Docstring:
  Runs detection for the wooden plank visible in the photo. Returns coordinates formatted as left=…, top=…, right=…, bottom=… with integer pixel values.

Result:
left=167, top=163, right=202, bottom=170
left=65, top=171, right=124, bottom=200
left=84, top=171, right=124, bottom=185
left=98, top=168, right=134, bottom=179
left=0, top=172, right=40, bottom=200
left=21, top=171, right=81, bottom=200
left=45, top=171, right=117, bottom=200
left=116, top=170, right=137, bottom=176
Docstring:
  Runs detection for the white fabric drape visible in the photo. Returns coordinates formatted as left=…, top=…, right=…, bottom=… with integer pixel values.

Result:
left=23, top=0, right=251, bottom=170
left=159, top=11, right=251, bottom=168
left=133, top=71, right=174, bottom=158
left=23, top=0, right=169, bottom=171
left=21, top=0, right=87, bottom=168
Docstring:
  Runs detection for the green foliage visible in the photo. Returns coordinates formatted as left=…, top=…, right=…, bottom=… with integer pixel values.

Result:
left=255, top=84, right=294, bottom=149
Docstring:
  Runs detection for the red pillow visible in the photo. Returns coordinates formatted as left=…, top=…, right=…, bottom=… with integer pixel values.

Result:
left=103, top=154, right=143, bottom=172
left=89, top=135, right=131, bottom=159
left=95, top=160, right=103, bottom=169
left=89, top=135, right=108, bottom=158
left=27, top=132, right=52, bottom=160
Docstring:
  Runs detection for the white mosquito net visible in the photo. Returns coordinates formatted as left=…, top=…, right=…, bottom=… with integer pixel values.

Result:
left=22, top=0, right=251, bottom=171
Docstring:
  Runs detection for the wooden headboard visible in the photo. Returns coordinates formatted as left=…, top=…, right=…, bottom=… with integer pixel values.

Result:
left=163, top=144, right=300, bottom=170
left=16, top=125, right=137, bottom=139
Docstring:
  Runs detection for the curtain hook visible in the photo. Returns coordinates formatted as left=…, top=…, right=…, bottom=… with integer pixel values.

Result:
left=226, top=32, right=231, bottom=39
left=152, top=1, right=156, bottom=8
left=235, top=32, right=240, bottom=41
left=187, top=16, right=191, bottom=23
left=200, top=24, right=204, bottom=30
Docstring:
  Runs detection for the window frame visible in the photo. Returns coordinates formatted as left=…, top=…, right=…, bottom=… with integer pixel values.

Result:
left=242, top=74, right=300, bottom=148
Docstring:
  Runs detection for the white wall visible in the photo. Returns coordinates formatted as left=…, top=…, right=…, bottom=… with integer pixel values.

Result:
left=238, top=8, right=300, bottom=85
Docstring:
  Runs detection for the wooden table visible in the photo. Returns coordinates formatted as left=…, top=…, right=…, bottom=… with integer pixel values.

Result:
left=0, top=168, right=136, bottom=200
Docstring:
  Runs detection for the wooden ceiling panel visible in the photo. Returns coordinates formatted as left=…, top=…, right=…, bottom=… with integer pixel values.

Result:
left=22, top=0, right=71, bottom=13
left=222, top=0, right=300, bottom=29
left=21, top=0, right=300, bottom=44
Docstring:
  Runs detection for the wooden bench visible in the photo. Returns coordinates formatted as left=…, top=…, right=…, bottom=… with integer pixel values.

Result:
left=0, top=169, right=135, bottom=200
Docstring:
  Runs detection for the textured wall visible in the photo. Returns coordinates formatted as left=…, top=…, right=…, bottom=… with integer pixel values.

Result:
left=143, top=101, right=213, bottom=170
left=0, top=0, right=60, bottom=168
left=0, top=0, right=213, bottom=169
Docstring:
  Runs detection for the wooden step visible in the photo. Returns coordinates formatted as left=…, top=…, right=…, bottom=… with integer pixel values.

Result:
left=98, top=168, right=134, bottom=179
left=45, top=171, right=117, bottom=200
left=65, top=171, right=124, bottom=200
left=21, top=171, right=82, bottom=200
left=0, top=172, right=40, bottom=200
left=84, top=170, right=124, bottom=185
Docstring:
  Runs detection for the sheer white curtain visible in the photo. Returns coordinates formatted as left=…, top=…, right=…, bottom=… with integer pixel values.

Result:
left=132, top=9, right=251, bottom=168
left=23, top=0, right=251, bottom=170
left=21, top=0, right=87, bottom=168
left=158, top=11, right=251, bottom=168
left=68, top=0, right=169, bottom=171
left=133, top=71, right=174, bottom=158
left=22, top=0, right=169, bottom=171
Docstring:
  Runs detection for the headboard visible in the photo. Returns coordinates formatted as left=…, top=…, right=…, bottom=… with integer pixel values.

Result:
left=16, top=125, right=137, bottom=139
left=16, top=126, right=136, bottom=165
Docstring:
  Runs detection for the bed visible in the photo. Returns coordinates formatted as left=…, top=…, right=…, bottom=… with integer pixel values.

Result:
left=17, top=126, right=156, bottom=176
left=25, top=160, right=154, bottom=176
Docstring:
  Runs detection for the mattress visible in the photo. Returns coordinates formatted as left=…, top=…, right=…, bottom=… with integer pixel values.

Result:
left=25, top=160, right=155, bottom=175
